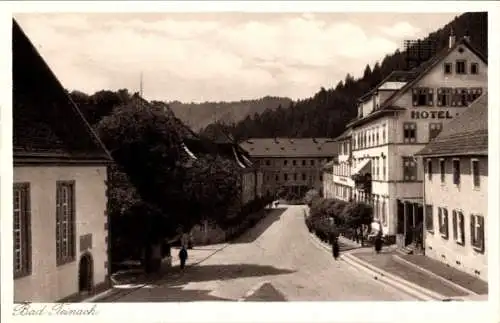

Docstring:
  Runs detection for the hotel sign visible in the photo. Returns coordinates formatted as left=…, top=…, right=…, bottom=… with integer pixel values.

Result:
left=411, top=110, right=453, bottom=120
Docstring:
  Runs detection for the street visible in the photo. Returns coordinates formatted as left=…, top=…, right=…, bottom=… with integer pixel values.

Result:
left=110, top=205, right=416, bottom=302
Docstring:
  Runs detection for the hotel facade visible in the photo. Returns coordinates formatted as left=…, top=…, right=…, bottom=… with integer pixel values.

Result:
left=333, top=32, right=487, bottom=249
left=416, top=94, right=488, bottom=281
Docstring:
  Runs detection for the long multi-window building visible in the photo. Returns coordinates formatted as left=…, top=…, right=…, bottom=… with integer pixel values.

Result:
left=332, top=32, right=487, bottom=248
left=240, top=138, right=338, bottom=197
left=416, top=94, right=488, bottom=281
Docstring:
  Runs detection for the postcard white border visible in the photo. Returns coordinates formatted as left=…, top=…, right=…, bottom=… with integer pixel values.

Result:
left=1, top=1, right=499, bottom=323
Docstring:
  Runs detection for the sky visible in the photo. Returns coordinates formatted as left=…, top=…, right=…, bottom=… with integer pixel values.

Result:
left=15, top=12, right=460, bottom=103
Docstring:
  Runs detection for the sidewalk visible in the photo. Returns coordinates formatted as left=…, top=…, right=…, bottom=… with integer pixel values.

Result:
left=349, top=251, right=487, bottom=299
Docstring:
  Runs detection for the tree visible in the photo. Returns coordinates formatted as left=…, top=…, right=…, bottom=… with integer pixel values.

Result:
left=303, top=189, right=320, bottom=206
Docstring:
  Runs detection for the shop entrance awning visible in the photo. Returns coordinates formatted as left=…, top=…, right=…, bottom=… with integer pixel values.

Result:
left=351, top=159, right=371, bottom=177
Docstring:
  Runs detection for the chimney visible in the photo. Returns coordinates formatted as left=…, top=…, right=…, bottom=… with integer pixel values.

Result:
left=464, top=29, right=471, bottom=43
left=449, top=28, right=456, bottom=48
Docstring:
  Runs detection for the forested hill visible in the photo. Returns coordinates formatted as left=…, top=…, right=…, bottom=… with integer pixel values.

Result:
left=169, top=96, right=293, bottom=131
left=199, top=12, right=487, bottom=140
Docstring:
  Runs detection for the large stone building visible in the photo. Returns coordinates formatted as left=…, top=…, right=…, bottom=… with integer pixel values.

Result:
left=13, top=20, right=112, bottom=302
left=331, top=129, right=354, bottom=202
left=240, top=138, right=338, bottom=198
left=416, top=94, right=488, bottom=281
left=334, top=31, right=487, bottom=248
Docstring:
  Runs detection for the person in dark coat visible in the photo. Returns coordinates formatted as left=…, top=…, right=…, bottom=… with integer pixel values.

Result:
left=332, top=236, right=340, bottom=260
left=374, top=230, right=383, bottom=254
left=179, top=247, right=188, bottom=269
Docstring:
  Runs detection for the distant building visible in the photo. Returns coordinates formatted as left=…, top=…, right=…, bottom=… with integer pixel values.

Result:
left=13, top=20, right=112, bottom=302
left=343, top=31, right=487, bottom=247
left=416, top=94, right=488, bottom=281
left=331, top=129, right=354, bottom=202
left=240, top=138, right=338, bottom=198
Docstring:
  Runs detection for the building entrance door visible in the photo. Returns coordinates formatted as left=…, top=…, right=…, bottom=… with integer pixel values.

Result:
left=79, top=253, right=94, bottom=293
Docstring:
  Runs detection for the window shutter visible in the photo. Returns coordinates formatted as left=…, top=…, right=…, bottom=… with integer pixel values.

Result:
left=470, top=215, right=476, bottom=246
left=478, top=216, right=485, bottom=252
left=438, top=208, right=442, bottom=233
left=443, top=209, right=449, bottom=238
left=24, top=185, right=32, bottom=274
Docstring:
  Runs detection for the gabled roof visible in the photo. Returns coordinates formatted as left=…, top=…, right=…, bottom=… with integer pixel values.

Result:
left=13, top=19, right=111, bottom=163
left=380, top=37, right=487, bottom=110
left=416, top=93, right=488, bottom=157
left=358, top=71, right=417, bottom=102
left=348, top=37, right=487, bottom=129
left=240, top=138, right=338, bottom=158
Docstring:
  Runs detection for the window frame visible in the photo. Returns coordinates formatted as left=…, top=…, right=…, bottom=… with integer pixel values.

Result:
left=452, top=210, right=465, bottom=246
left=470, top=62, right=479, bottom=75
left=456, top=60, right=467, bottom=75
left=56, top=180, right=76, bottom=267
left=437, top=88, right=452, bottom=107
left=403, top=122, right=417, bottom=143
left=438, top=207, right=449, bottom=239
left=470, top=214, right=485, bottom=253
left=471, top=158, right=480, bottom=189
left=412, top=87, right=434, bottom=107
left=452, top=158, right=461, bottom=186
left=439, top=158, right=446, bottom=184
left=13, top=183, right=32, bottom=279
left=429, top=122, right=443, bottom=141
left=402, top=157, right=418, bottom=181
left=444, top=62, right=452, bottom=74
left=425, top=204, right=434, bottom=233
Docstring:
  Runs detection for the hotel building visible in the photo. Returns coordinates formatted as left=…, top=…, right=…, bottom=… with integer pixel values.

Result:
left=339, top=32, right=487, bottom=248
left=416, top=94, right=487, bottom=281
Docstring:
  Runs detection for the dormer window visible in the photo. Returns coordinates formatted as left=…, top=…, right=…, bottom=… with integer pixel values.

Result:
left=444, top=63, right=452, bottom=74
left=456, top=60, right=466, bottom=74
left=471, top=63, right=479, bottom=75
left=412, top=87, right=433, bottom=107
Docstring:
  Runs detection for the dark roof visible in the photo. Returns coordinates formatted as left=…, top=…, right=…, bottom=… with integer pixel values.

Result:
left=240, top=138, right=338, bottom=158
left=348, top=37, right=487, bottom=129
left=416, top=94, right=488, bottom=157
left=13, top=19, right=111, bottom=162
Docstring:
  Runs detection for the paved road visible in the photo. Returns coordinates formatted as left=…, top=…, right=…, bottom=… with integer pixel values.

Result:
left=112, top=205, right=416, bottom=302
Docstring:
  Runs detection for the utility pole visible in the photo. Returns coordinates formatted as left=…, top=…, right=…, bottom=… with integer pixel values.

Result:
left=140, top=72, right=143, bottom=98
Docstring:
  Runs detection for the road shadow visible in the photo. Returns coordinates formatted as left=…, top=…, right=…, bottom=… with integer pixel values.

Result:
left=231, top=207, right=287, bottom=244
left=162, top=263, right=295, bottom=287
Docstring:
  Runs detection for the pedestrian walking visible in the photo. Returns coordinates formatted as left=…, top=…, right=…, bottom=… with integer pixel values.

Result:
left=374, top=230, right=383, bottom=254
left=332, top=236, right=340, bottom=260
left=179, top=246, right=188, bottom=269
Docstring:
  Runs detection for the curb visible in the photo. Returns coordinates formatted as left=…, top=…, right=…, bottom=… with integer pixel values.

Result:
left=237, top=280, right=271, bottom=302
left=392, top=255, right=478, bottom=296
left=341, top=253, right=445, bottom=301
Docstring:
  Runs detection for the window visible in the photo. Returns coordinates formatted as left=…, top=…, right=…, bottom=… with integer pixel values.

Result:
left=284, top=174, right=288, bottom=181
left=456, top=60, right=466, bottom=74
left=426, top=159, right=433, bottom=181
left=425, top=205, right=434, bottom=233
left=382, top=126, right=386, bottom=143
left=292, top=160, right=297, bottom=166
left=381, top=200, right=387, bottom=225
left=451, top=88, right=468, bottom=107
left=382, top=157, right=386, bottom=179
left=452, top=159, right=460, bottom=185
left=438, top=207, right=449, bottom=239
left=376, top=132, right=379, bottom=146
left=375, top=158, right=379, bottom=177
left=265, top=160, right=271, bottom=166
left=56, top=181, right=76, bottom=266
left=467, top=88, right=483, bottom=103
left=302, top=160, right=306, bottom=166
left=437, top=88, right=452, bottom=106
left=429, top=123, right=443, bottom=141
left=310, top=160, right=315, bottom=166
left=275, top=174, right=279, bottom=181
left=471, top=159, right=480, bottom=188
left=444, top=63, right=452, bottom=74
left=320, top=174, right=323, bottom=181
left=470, top=214, right=485, bottom=252
left=412, top=87, right=433, bottom=106
left=284, top=160, right=288, bottom=166
left=470, top=63, right=479, bottom=75
left=302, top=173, right=306, bottom=181
left=452, top=210, right=465, bottom=245
left=13, top=183, right=31, bottom=278
left=402, top=157, right=417, bottom=181
left=293, top=173, right=297, bottom=181
left=403, top=122, right=417, bottom=143
left=439, top=159, right=446, bottom=183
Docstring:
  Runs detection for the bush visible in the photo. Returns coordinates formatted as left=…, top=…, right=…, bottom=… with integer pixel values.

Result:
left=303, top=189, right=320, bottom=206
